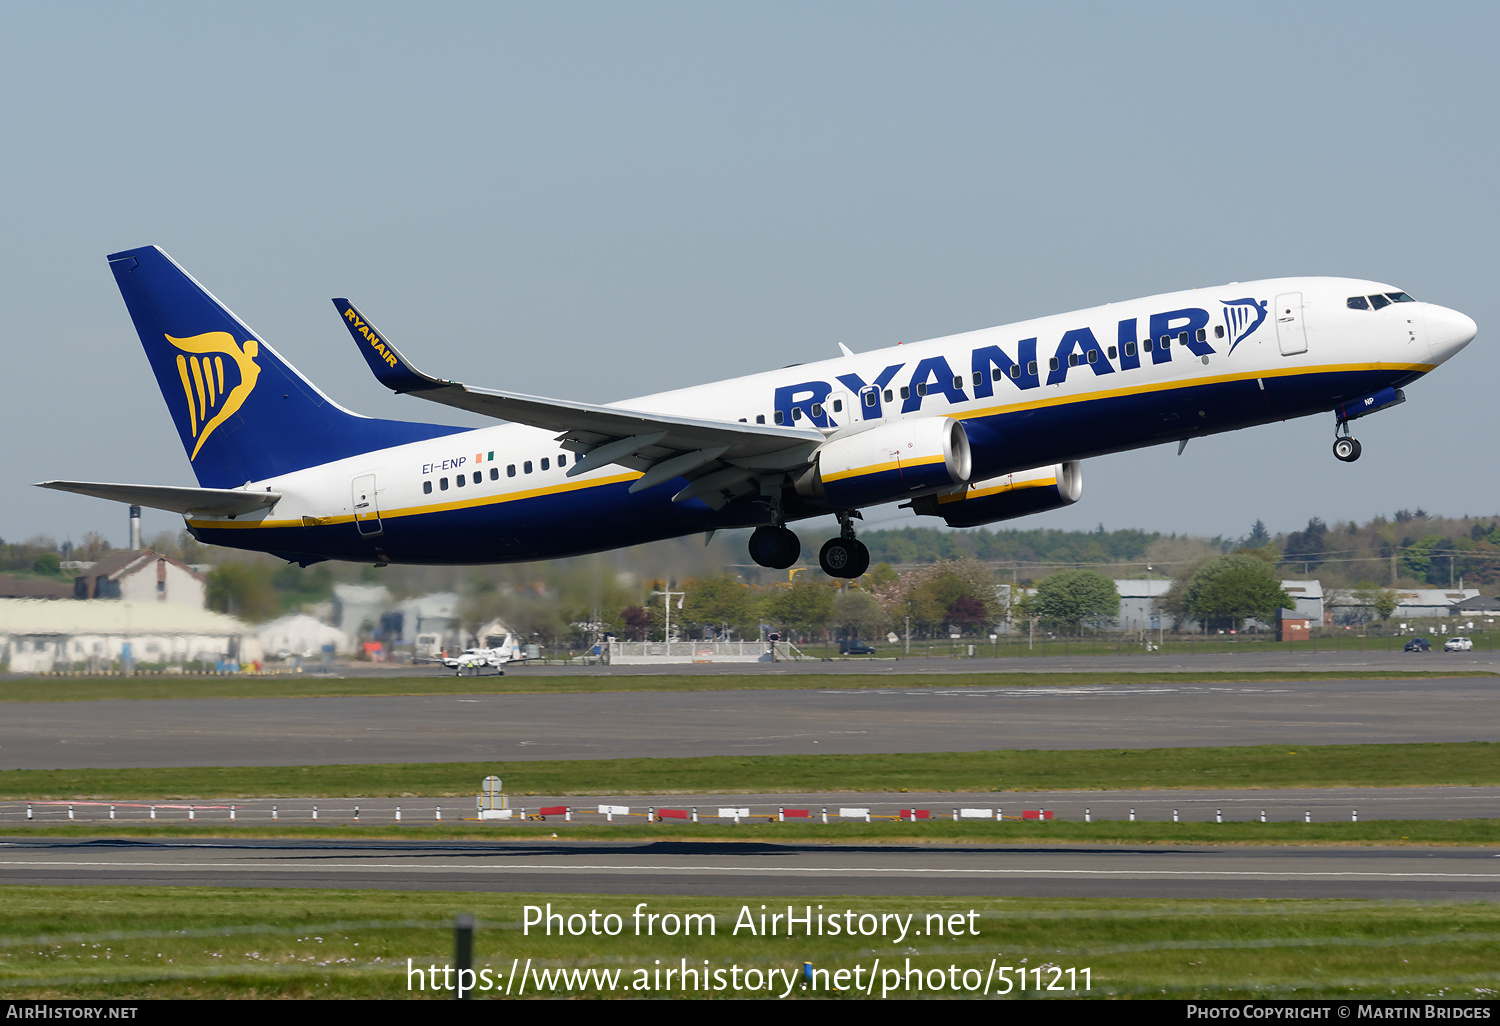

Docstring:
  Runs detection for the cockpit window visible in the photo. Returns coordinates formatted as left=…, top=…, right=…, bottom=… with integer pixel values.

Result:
left=1349, top=292, right=1415, bottom=311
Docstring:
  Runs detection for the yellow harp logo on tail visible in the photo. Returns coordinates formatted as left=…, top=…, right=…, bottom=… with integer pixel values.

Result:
left=166, top=332, right=261, bottom=460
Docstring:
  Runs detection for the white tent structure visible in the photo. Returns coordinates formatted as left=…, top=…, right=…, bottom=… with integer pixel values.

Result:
left=0, top=599, right=259, bottom=672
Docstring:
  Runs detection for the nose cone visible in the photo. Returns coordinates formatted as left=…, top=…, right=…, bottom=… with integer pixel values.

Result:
left=1427, top=304, right=1478, bottom=361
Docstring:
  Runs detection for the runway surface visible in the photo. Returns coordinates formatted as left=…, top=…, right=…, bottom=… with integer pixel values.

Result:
left=3, top=836, right=1496, bottom=900
left=4, top=676, right=1495, bottom=769
left=331, top=648, right=1500, bottom=676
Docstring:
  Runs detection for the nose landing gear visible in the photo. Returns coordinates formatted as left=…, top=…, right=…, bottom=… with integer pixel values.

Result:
left=1333, top=418, right=1362, bottom=463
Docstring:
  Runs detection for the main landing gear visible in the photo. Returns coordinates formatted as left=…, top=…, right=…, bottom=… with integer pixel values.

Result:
left=1333, top=419, right=1362, bottom=463
left=748, top=524, right=801, bottom=569
left=747, top=510, right=870, bottom=579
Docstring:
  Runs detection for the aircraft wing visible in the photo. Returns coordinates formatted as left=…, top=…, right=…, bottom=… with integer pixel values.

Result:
left=333, top=300, right=825, bottom=506
left=36, top=481, right=282, bottom=517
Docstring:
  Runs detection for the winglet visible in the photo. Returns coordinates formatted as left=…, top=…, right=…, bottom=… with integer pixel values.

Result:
left=332, top=299, right=445, bottom=394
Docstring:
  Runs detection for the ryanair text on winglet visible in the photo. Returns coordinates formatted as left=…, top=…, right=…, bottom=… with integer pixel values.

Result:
left=344, top=308, right=399, bottom=368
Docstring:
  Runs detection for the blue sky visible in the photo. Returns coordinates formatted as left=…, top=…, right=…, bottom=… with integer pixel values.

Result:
left=3, top=2, right=1494, bottom=548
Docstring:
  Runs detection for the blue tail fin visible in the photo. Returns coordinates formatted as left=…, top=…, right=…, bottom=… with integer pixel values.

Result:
left=107, top=246, right=462, bottom=488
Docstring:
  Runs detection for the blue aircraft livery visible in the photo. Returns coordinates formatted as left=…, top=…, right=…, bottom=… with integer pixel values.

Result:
left=38, top=246, right=1475, bottom=577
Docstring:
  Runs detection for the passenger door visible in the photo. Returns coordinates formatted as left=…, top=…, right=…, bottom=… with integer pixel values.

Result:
left=1275, top=293, right=1308, bottom=356
left=352, top=474, right=383, bottom=536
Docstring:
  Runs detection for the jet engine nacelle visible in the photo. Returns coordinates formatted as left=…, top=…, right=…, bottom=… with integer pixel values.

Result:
left=797, top=417, right=972, bottom=508
left=908, top=461, right=1082, bottom=528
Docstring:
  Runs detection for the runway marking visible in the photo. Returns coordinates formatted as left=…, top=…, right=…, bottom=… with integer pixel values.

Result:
left=3, top=860, right=1499, bottom=880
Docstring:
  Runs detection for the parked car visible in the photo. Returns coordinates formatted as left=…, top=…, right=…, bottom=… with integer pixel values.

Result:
left=1404, top=638, right=1431, bottom=652
left=1444, top=636, right=1474, bottom=652
left=839, top=639, right=876, bottom=656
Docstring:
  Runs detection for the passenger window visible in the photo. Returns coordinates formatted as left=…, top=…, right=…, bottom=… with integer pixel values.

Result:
left=490, top=468, right=498, bottom=481
left=558, top=454, right=567, bottom=467
left=900, top=387, right=910, bottom=399
left=975, top=371, right=985, bottom=386
left=440, top=478, right=448, bottom=490
left=1087, top=349, right=1097, bottom=364
left=540, top=458, right=549, bottom=471
left=473, top=471, right=481, bottom=483
left=1369, top=294, right=1390, bottom=310
left=423, top=481, right=432, bottom=494
left=916, top=383, right=927, bottom=396
left=1178, top=331, right=1189, bottom=345
left=524, top=461, right=533, bottom=474
left=507, top=464, right=516, bottom=477
left=832, top=399, right=842, bottom=412
left=1125, top=342, right=1136, bottom=356
left=1195, top=328, right=1206, bottom=342
left=1160, top=336, right=1171, bottom=350
left=756, top=414, right=765, bottom=424
left=1143, top=339, right=1153, bottom=352
left=1049, top=357, right=1059, bottom=371
left=1027, top=361, right=1037, bottom=375
left=1010, top=365, right=1020, bottom=378
left=1214, top=325, right=1225, bottom=338
left=811, top=403, right=823, bottom=418
left=738, top=418, right=746, bottom=423
left=1068, top=354, right=1078, bottom=367
left=952, top=375, right=963, bottom=390
left=456, top=474, right=466, bottom=488
left=884, top=389, right=894, bottom=402
left=864, top=391, right=876, bottom=407
left=792, top=407, right=803, bottom=420
left=774, top=411, right=784, bottom=424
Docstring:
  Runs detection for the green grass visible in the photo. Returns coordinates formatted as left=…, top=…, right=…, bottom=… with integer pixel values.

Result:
left=1, top=887, right=1497, bottom=998
left=1, top=669, right=1491, bottom=702
left=4, top=742, right=1497, bottom=800
left=9, top=818, right=1500, bottom=846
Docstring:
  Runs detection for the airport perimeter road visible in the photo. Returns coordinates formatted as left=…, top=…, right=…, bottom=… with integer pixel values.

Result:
left=2, top=837, right=1495, bottom=900
left=6, top=787, right=1499, bottom=828
left=3, top=676, right=1496, bottom=769
left=334, top=648, right=1500, bottom=677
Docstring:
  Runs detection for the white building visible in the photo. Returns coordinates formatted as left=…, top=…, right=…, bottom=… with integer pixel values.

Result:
left=331, top=583, right=391, bottom=637
left=1394, top=589, right=1480, bottom=619
left=0, top=599, right=260, bottom=673
left=1114, top=579, right=1175, bottom=631
left=391, top=592, right=464, bottom=655
left=256, top=613, right=353, bottom=659
left=73, top=550, right=206, bottom=607
left=1279, top=580, right=1324, bottom=626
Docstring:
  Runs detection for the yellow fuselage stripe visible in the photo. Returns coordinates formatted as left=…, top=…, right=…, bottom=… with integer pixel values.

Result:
left=188, top=361, right=1431, bottom=531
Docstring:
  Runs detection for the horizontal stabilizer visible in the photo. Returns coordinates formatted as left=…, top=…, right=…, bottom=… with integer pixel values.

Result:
left=36, top=480, right=282, bottom=516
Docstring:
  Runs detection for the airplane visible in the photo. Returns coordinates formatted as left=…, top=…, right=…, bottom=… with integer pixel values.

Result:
left=40, top=246, right=1477, bottom=578
left=442, top=636, right=518, bottom=676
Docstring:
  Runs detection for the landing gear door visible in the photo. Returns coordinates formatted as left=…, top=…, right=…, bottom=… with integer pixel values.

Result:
left=1275, top=292, right=1308, bottom=356
left=352, top=474, right=383, bottom=537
